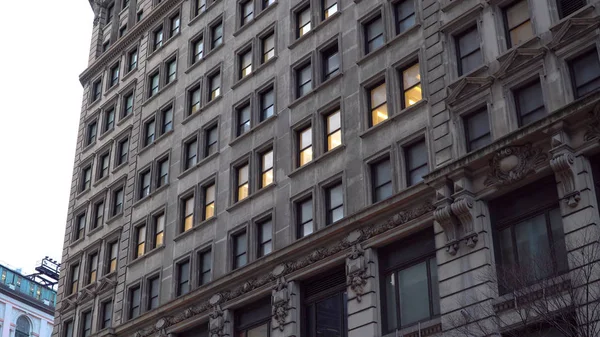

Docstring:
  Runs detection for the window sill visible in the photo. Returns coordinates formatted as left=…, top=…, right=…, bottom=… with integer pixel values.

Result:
left=289, top=90, right=316, bottom=109
left=93, top=175, right=110, bottom=187
left=288, top=30, right=314, bottom=50
left=137, top=129, right=174, bottom=156
left=288, top=144, right=345, bottom=178
left=231, top=56, right=278, bottom=92
left=288, top=11, right=341, bottom=50
left=356, top=44, right=387, bottom=66
left=359, top=99, right=427, bottom=138
left=83, top=281, right=97, bottom=292
left=316, top=71, right=343, bottom=92
left=187, top=0, right=223, bottom=27
left=132, top=183, right=170, bottom=209
left=111, top=161, right=128, bottom=174
left=121, top=67, right=138, bottom=82
left=87, top=225, right=104, bottom=237
left=76, top=188, right=91, bottom=200
left=202, top=94, right=223, bottom=112
left=117, top=112, right=133, bottom=126
left=105, top=212, right=123, bottom=225
left=82, top=141, right=97, bottom=154
left=177, top=152, right=220, bottom=180
left=69, top=237, right=85, bottom=248
left=226, top=183, right=277, bottom=212
left=386, top=23, right=421, bottom=48
left=146, top=32, right=181, bottom=62
left=229, top=114, right=278, bottom=147
left=233, top=1, right=278, bottom=37
left=181, top=110, right=201, bottom=125
left=143, top=79, right=178, bottom=107
left=204, top=43, right=224, bottom=62
left=185, top=57, right=205, bottom=75
left=288, top=72, right=343, bottom=109
left=88, top=98, right=102, bottom=110
left=450, top=64, right=489, bottom=87
left=127, top=245, right=166, bottom=268
left=492, top=274, right=571, bottom=313
left=172, top=225, right=198, bottom=242
left=104, top=83, right=120, bottom=98
left=98, top=128, right=115, bottom=141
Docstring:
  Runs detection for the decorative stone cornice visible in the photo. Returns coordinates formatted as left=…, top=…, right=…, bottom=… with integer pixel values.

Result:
left=90, top=0, right=112, bottom=26
left=550, top=152, right=580, bottom=207
left=484, top=143, right=548, bottom=187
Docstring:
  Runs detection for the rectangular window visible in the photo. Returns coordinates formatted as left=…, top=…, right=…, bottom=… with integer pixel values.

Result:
left=304, top=269, right=348, bottom=337
left=211, top=21, right=223, bottom=49
left=365, top=16, right=384, bottom=54
left=128, top=49, right=138, bottom=72
left=120, top=26, right=127, bottom=38
left=129, top=286, right=141, bottom=319
left=182, top=195, right=195, bottom=232
left=257, top=218, right=273, bottom=257
left=149, top=72, right=160, bottom=97
left=400, top=62, right=422, bottom=108
left=184, top=138, right=198, bottom=170
left=110, top=63, right=120, bottom=87
left=93, top=201, right=104, bottom=229
left=326, top=183, right=343, bottom=225
left=297, top=198, right=313, bottom=238
left=188, top=85, right=201, bottom=115
left=107, top=242, right=118, bottom=274
left=75, top=213, right=86, bottom=240
left=166, top=59, right=177, bottom=84
left=153, top=213, right=165, bottom=248
left=503, top=0, right=533, bottom=48
left=154, top=27, right=164, bottom=50
left=134, top=224, right=146, bottom=258
left=241, top=0, right=254, bottom=26
left=104, top=107, right=115, bottom=132
left=296, top=63, right=312, bottom=97
left=235, top=298, right=271, bottom=337
left=161, top=106, right=173, bottom=134
left=326, top=110, right=341, bottom=151
left=123, top=93, right=134, bottom=117
left=112, top=187, right=124, bottom=216
left=209, top=72, right=221, bottom=100
left=369, top=81, right=388, bottom=126
left=106, top=3, right=114, bottom=23
left=198, top=249, right=212, bottom=285
left=192, top=37, right=204, bottom=64
left=236, top=164, right=249, bottom=202
left=263, top=0, right=275, bottom=9
left=69, top=264, right=79, bottom=295
left=137, top=9, right=143, bottom=22
left=322, top=0, right=338, bottom=19
left=515, top=80, right=546, bottom=126
left=177, top=260, right=191, bottom=296
left=81, top=166, right=92, bottom=191
left=117, top=137, right=129, bottom=165
left=63, top=321, right=73, bottom=337
left=558, top=0, right=586, bottom=19
left=405, top=140, right=428, bottom=186
left=464, top=108, right=491, bottom=152
left=395, top=0, right=415, bottom=34
left=195, top=0, right=206, bottom=16
left=99, top=153, right=110, bottom=179
left=203, top=183, right=216, bottom=220
left=297, top=7, right=311, bottom=38
left=103, top=41, right=110, bottom=52
left=261, top=32, right=275, bottom=63
left=87, top=121, right=97, bottom=146
left=87, top=253, right=98, bottom=284
left=298, top=126, right=313, bottom=167
left=157, top=158, right=169, bottom=187
left=237, top=104, right=251, bottom=136
left=322, top=45, right=340, bottom=81
left=456, top=26, right=482, bottom=76
left=170, top=14, right=180, bottom=36
left=260, top=150, right=274, bottom=188
left=92, top=80, right=102, bottom=102
left=144, top=118, right=156, bottom=146
left=260, top=87, right=274, bottom=121
left=232, top=231, right=248, bottom=269
left=101, top=300, right=112, bottom=329
left=205, top=126, right=218, bottom=157
left=148, top=276, right=160, bottom=310
left=139, top=170, right=151, bottom=198
left=372, top=157, right=392, bottom=203
left=81, top=311, right=92, bottom=337
left=569, top=49, right=600, bottom=98
left=239, top=50, right=252, bottom=78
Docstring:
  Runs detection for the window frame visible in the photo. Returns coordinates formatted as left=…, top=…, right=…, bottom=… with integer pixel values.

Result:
left=180, top=190, right=196, bottom=234
left=568, top=48, right=600, bottom=99
left=175, top=258, right=191, bottom=297
left=369, top=154, right=393, bottom=204
left=463, top=107, right=492, bottom=153
left=197, top=247, right=213, bottom=286
left=295, top=194, right=314, bottom=239
left=231, top=228, right=248, bottom=270
left=455, top=25, right=483, bottom=77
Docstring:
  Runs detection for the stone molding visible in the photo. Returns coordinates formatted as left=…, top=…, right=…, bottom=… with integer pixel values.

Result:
left=271, top=277, right=290, bottom=332
left=345, top=244, right=369, bottom=302
left=494, top=47, right=546, bottom=80
left=549, top=15, right=600, bottom=51
left=446, top=76, right=494, bottom=107
left=433, top=205, right=460, bottom=255
left=450, top=196, right=478, bottom=248
left=484, top=143, right=548, bottom=187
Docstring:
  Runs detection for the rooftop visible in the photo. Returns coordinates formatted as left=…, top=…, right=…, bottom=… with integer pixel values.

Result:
left=0, top=263, right=57, bottom=313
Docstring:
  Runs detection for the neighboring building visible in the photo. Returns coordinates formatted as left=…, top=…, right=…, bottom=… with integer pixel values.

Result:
left=0, top=264, right=56, bottom=337
left=55, top=0, right=600, bottom=336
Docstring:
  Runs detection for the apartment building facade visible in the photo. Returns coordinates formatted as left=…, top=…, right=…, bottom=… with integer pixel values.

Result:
left=55, top=0, right=600, bottom=336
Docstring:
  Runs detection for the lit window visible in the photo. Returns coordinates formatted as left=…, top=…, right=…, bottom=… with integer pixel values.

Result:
left=297, top=7, right=311, bottom=38
left=240, top=50, right=252, bottom=78
left=153, top=213, right=165, bottom=248
left=298, top=127, right=312, bottom=166
left=401, top=62, right=422, bottom=108
left=107, top=242, right=118, bottom=273
left=69, top=264, right=79, bottom=294
left=503, top=0, right=533, bottom=47
left=297, top=198, right=313, bottom=238
left=236, top=164, right=249, bottom=201
left=261, top=32, right=275, bottom=63
left=183, top=196, right=195, bottom=232
left=260, top=150, right=274, bottom=188
left=134, top=224, right=146, bottom=258
left=323, top=0, right=338, bottom=19
left=326, top=110, right=341, bottom=151
left=369, top=82, right=388, bottom=126
left=203, top=183, right=216, bottom=219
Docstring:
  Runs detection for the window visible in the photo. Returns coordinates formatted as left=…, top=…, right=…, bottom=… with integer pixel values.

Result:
left=209, top=72, right=221, bottom=100
left=87, top=253, right=98, bottom=284
left=120, top=25, right=127, bottom=38
left=297, top=7, right=311, bottom=38
left=149, top=72, right=160, bottom=97
left=166, top=59, right=177, bottom=84
left=147, top=276, right=160, bottom=310
left=93, top=201, right=104, bottom=229
left=198, top=249, right=212, bottom=285
left=112, top=187, right=124, bottom=216
left=259, top=87, right=274, bottom=121
left=144, top=118, right=156, bottom=146
left=123, top=93, right=134, bottom=117
left=102, top=41, right=110, bottom=52
left=515, top=80, right=546, bottom=126
left=192, top=36, right=204, bottom=64
left=157, top=158, right=169, bottom=187
left=456, top=26, right=482, bottom=76
left=139, top=170, right=151, bottom=198
left=405, top=140, right=428, bottom=186
left=236, top=104, right=251, bottom=136
left=15, top=317, right=30, bottom=337
left=232, top=230, right=248, bottom=269
left=153, top=213, right=165, bottom=248
left=137, top=9, right=143, bottom=22
left=170, top=14, right=180, bottom=36
left=503, top=0, right=533, bottom=48
left=81, top=166, right=92, bottom=191
left=260, top=150, right=274, bottom=188
left=99, top=153, right=110, bottom=179
left=134, top=224, right=146, bottom=258
left=303, top=269, right=348, bottom=337
left=92, top=80, right=102, bottom=102
left=117, top=137, right=129, bottom=165
left=154, top=27, right=164, bottom=50
left=322, top=0, right=338, bottom=19
left=75, top=213, right=86, bottom=240
left=239, top=50, right=252, bottom=78
left=63, top=321, right=73, bottom=337
left=326, top=183, right=343, bottom=225
left=205, top=125, right=218, bottom=157
left=261, top=32, right=275, bottom=63
left=87, top=121, right=97, bottom=146
left=491, top=178, right=568, bottom=293
left=257, top=218, right=272, bottom=257
left=298, top=126, right=313, bottom=167
left=400, top=62, right=422, bottom=108
left=184, top=138, right=198, bottom=169
left=107, top=242, right=118, bottom=273
left=381, top=230, right=439, bottom=332
left=177, top=259, right=191, bottom=296
left=161, top=106, right=173, bottom=134
left=369, top=81, right=388, bottom=126
left=182, top=195, right=195, bottom=232
left=100, top=300, right=112, bottom=329
left=296, top=63, right=312, bottom=98
left=263, top=0, right=275, bottom=9
left=326, top=110, right=341, bottom=151
left=203, top=183, right=216, bottom=220
left=110, top=63, right=120, bottom=87
left=394, top=0, right=415, bottom=35
left=104, top=107, right=115, bottom=132
left=322, top=45, right=340, bottom=81
left=128, top=49, right=138, bottom=72
left=129, top=286, right=141, bottom=319
left=69, top=264, right=80, bottom=295
left=211, top=21, right=223, bottom=49
left=557, top=0, right=586, bottom=19
left=235, top=164, right=249, bottom=202
left=188, top=85, right=201, bottom=115
left=297, top=197, right=313, bottom=238
left=81, top=311, right=92, bottom=337
left=241, top=1, right=254, bottom=26
left=365, top=16, right=384, bottom=54
left=569, top=49, right=600, bottom=98
left=372, top=157, right=392, bottom=203
left=106, top=2, right=115, bottom=23
left=235, top=298, right=271, bottom=336
left=122, top=0, right=129, bottom=9
left=464, top=108, right=491, bottom=152
left=194, top=0, right=206, bottom=16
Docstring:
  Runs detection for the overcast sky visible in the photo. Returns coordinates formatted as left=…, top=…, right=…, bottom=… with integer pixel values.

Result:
left=0, top=1, right=93, bottom=274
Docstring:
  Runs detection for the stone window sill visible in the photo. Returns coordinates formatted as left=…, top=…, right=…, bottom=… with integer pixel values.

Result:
left=359, top=99, right=427, bottom=138
left=288, top=145, right=345, bottom=178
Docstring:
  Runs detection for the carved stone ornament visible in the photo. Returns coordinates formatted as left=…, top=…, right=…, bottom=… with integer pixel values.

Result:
left=91, top=0, right=112, bottom=26
left=549, top=16, right=600, bottom=51
left=484, top=143, right=548, bottom=187
left=271, top=276, right=290, bottom=331
left=346, top=244, right=368, bottom=302
left=209, top=304, right=226, bottom=337
left=494, top=47, right=546, bottom=80
left=433, top=205, right=459, bottom=255
left=584, top=104, right=600, bottom=142
left=550, top=152, right=580, bottom=207
left=447, top=76, right=494, bottom=107
left=450, top=196, right=478, bottom=248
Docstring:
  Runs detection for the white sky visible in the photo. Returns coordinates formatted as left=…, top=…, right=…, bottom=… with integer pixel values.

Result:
left=0, top=1, right=93, bottom=274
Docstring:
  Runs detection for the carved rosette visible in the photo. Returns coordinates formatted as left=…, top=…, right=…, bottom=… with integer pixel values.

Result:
left=550, top=152, right=580, bottom=207
left=484, top=143, right=548, bottom=187
left=271, top=276, right=290, bottom=331
left=433, top=205, right=459, bottom=255
left=346, top=244, right=368, bottom=302
left=450, top=196, right=478, bottom=248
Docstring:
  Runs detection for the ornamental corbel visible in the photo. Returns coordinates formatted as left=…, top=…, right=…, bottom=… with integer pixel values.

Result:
left=550, top=152, right=580, bottom=207
left=346, top=244, right=369, bottom=301
left=450, top=196, right=478, bottom=248
left=208, top=303, right=228, bottom=337
left=271, top=276, right=290, bottom=331
left=433, top=205, right=460, bottom=255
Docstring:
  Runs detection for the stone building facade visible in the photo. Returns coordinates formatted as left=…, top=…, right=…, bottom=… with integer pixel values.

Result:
left=55, top=0, right=600, bottom=336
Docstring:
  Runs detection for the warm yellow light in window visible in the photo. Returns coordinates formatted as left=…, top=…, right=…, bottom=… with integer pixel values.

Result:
left=327, top=130, right=342, bottom=151
left=325, top=5, right=338, bottom=19
left=211, top=88, right=220, bottom=99
left=299, top=23, right=311, bottom=36
left=184, top=215, right=193, bottom=231
left=262, top=169, right=273, bottom=187
left=205, top=203, right=215, bottom=219
left=155, top=232, right=164, bottom=247
left=300, top=147, right=313, bottom=166
left=238, top=183, right=249, bottom=200
left=371, top=104, right=388, bottom=126
left=109, top=260, right=117, bottom=273
left=137, top=243, right=145, bottom=257
left=405, top=85, right=422, bottom=107
left=90, top=271, right=97, bottom=283
left=72, top=283, right=78, bottom=294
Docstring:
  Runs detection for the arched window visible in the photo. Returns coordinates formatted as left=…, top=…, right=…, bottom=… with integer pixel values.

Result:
left=15, top=316, right=30, bottom=337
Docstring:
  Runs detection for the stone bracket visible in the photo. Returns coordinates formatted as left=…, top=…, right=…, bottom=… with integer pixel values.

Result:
left=450, top=196, right=478, bottom=248
left=208, top=304, right=230, bottom=337
left=433, top=205, right=460, bottom=255
left=346, top=244, right=369, bottom=301
left=550, top=151, right=580, bottom=207
left=271, top=276, right=291, bottom=332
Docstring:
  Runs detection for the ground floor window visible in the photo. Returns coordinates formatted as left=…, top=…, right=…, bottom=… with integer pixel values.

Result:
left=235, top=297, right=271, bottom=337
left=303, top=267, right=347, bottom=337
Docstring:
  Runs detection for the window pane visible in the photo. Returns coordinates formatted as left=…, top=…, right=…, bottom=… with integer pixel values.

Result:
left=367, top=17, right=383, bottom=41
left=300, top=200, right=312, bottom=222
left=247, top=324, right=269, bottom=337
left=403, top=63, right=420, bottom=89
left=370, top=83, right=387, bottom=108
left=429, top=258, right=440, bottom=316
left=398, top=262, right=430, bottom=326
left=461, top=50, right=483, bottom=75
left=458, top=28, right=479, bottom=55
left=371, top=103, right=388, bottom=126
left=509, top=21, right=533, bottom=46
left=572, top=50, right=600, bottom=96
left=374, top=159, right=391, bottom=186
left=300, top=128, right=312, bottom=148
left=549, top=207, right=568, bottom=272
left=506, top=1, right=530, bottom=29
left=328, top=184, right=343, bottom=209
left=407, top=141, right=427, bottom=170
left=514, top=213, right=552, bottom=279
left=315, top=295, right=342, bottom=337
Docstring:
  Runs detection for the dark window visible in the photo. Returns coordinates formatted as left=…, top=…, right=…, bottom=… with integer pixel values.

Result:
left=394, top=0, right=415, bottom=34
left=122, top=0, right=129, bottom=9
left=203, top=183, right=216, bottom=219
left=144, top=118, right=155, bottom=146
left=177, top=260, right=190, bottom=296
left=152, top=213, right=165, bottom=248
left=106, top=3, right=114, bottom=23
left=456, top=26, right=482, bottom=76
left=75, top=213, right=86, bottom=240
left=92, top=80, right=102, bottom=101
left=119, top=25, right=127, bottom=37
left=239, top=50, right=252, bottom=79
left=81, top=311, right=92, bottom=337
left=261, top=32, right=275, bottom=63
left=400, top=62, right=422, bottom=108
left=148, top=276, right=160, bottom=310
left=235, top=298, right=271, bottom=337
left=241, top=0, right=254, bottom=25
left=170, top=14, right=180, bottom=36
left=63, top=321, right=73, bottom=337
left=233, top=230, right=248, bottom=269
left=182, top=195, right=195, bottom=232
left=365, top=16, right=384, bottom=54
left=296, top=63, right=312, bottom=98
left=93, top=201, right=104, bottom=229
left=166, top=59, right=177, bottom=84
left=195, top=0, right=206, bottom=16
left=154, top=27, right=164, bottom=50
left=128, top=49, right=138, bottom=72
left=110, top=63, right=120, bottom=87
left=161, top=106, right=173, bottom=134
left=405, top=140, right=428, bottom=186
left=129, top=286, right=141, bottom=319
left=101, top=300, right=112, bottom=329
left=569, top=49, right=600, bottom=98
left=322, top=45, right=340, bottom=81
left=184, top=138, right=198, bottom=169
left=123, top=93, right=134, bottom=117
left=211, top=21, right=223, bottom=49
left=326, top=183, right=343, bottom=225
left=557, top=0, right=586, bottom=19
left=104, top=107, right=115, bottom=132
left=372, top=157, right=392, bottom=203
left=260, top=149, right=274, bottom=188
left=237, top=104, right=251, bottom=136
left=257, top=218, right=273, bottom=257
left=297, top=197, right=313, bottom=238
left=157, top=158, right=169, bottom=187
left=149, top=72, right=160, bottom=96
left=303, top=269, right=348, bottom=337
left=198, top=249, right=212, bottom=285
left=503, top=0, right=533, bottom=48
left=297, top=7, right=311, bottom=38
left=15, top=317, right=29, bottom=337
left=134, top=224, right=146, bottom=258
left=188, top=85, right=201, bottom=115
left=322, top=0, right=338, bottom=19
left=139, top=170, right=151, bottom=198
left=369, top=81, right=388, bottom=126
left=192, top=37, right=204, bottom=64
left=87, top=121, right=97, bottom=145
left=205, top=126, right=218, bottom=157
left=380, top=230, right=439, bottom=332
left=137, top=10, right=143, bottom=22
left=112, top=187, right=124, bottom=215
left=81, top=166, right=92, bottom=191
left=260, top=87, right=274, bottom=121
left=209, top=72, right=221, bottom=100
left=515, top=80, right=546, bottom=126
left=69, top=264, right=79, bottom=295
left=235, top=164, right=249, bottom=202
left=99, top=153, right=110, bottom=179
left=117, top=137, right=129, bottom=165
left=464, top=108, right=491, bottom=152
